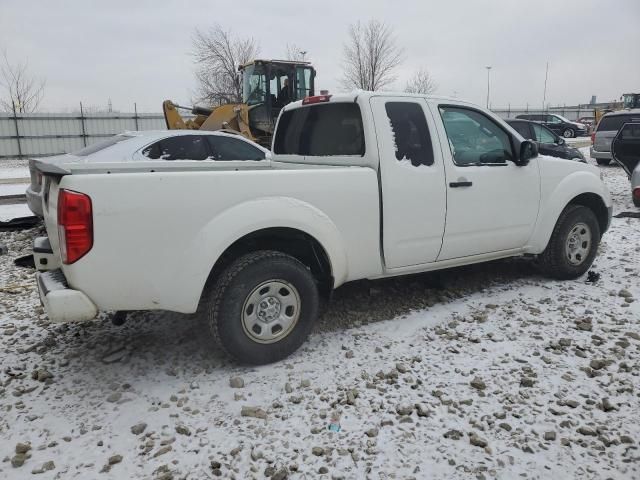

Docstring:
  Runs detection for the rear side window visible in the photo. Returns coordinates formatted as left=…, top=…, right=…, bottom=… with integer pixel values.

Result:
left=385, top=102, right=434, bottom=166
left=207, top=136, right=265, bottom=160
left=142, top=135, right=210, bottom=160
left=618, top=123, right=640, bottom=139
left=274, top=103, right=365, bottom=156
left=72, top=135, right=133, bottom=156
left=598, top=115, right=640, bottom=132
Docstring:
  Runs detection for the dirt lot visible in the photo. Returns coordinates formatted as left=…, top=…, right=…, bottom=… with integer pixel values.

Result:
left=0, top=150, right=638, bottom=479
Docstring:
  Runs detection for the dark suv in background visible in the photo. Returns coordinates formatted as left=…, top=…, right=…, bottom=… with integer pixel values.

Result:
left=507, top=119, right=585, bottom=162
left=516, top=113, right=588, bottom=138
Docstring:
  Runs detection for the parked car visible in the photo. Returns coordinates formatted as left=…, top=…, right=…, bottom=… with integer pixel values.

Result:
left=611, top=122, right=640, bottom=207
left=516, top=113, right=588, bottom=138
left=590, top=109, right=640, bottom=165
left=577, top=116, right=596, bottom=133
left=506, top=119, right=585, bottom=162
left=26, top=130, right=269, bottom=216
left=32, top=92, right=611, bottom=364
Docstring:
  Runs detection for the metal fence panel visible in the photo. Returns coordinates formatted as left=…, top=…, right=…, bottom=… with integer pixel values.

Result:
left=0, top=111, right=186, bottom=159
left=490, top=107, right=597, bottom=121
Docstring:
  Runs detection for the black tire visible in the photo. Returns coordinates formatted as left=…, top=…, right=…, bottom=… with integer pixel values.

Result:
left=596, top=158, right=611, bottom=166
left=201, top=250, right=319, bottom=365
left=633, top=195, right=640, bottom=208
left=538, top=205, right=600, bottom=280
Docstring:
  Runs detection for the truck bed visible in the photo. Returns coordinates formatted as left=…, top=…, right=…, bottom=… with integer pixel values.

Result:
left=39, top=161, right=381, bottom=314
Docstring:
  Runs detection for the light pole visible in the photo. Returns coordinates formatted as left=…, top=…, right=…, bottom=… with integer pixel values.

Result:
left=542, top=61, right=549, bottom=112
left=299, top=51, right=307, bottom=62
left=485, top=66, right=492, bottom=109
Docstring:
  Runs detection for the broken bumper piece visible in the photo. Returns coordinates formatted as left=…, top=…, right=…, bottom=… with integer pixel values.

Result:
left=36, top=269, right=97, bottom=323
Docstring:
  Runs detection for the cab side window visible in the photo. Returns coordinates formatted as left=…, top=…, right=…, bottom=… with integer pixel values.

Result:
left=439, top=106, right=514, bottom=166
left=142, top=135, right=211, bottom=160
left=385, top=102, right=434, bottom=167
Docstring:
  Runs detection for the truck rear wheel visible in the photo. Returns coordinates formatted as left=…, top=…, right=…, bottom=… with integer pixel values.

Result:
left=538, top=205, right=600, bottom=280
left=596, top=158, right=611, bottom=166
left=202, top=250, right=319, bottom=364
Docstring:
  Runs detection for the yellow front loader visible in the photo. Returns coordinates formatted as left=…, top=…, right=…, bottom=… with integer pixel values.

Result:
left=163, top=59, right=316, bottom=147
left=594, top=93, right=640, bottom=124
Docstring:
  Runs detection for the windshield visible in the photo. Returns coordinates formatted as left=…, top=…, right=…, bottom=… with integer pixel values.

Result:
left=242, top=64, right=267, bottom=106
left=71, top=134, right=133, bottom=156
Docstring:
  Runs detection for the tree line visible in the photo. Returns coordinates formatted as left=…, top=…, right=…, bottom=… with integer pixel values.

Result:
left=0, top=19, right=434, bottom=113
left=192, top=19, right=436, bottom=106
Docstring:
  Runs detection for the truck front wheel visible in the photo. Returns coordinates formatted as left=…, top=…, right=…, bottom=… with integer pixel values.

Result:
left=202, top=250, right=320, bottom=364
left=538, top=205, right=600, bottom=280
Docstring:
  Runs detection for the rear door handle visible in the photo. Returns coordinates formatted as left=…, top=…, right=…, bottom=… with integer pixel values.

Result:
left=449, top=181, right=473, bottom=188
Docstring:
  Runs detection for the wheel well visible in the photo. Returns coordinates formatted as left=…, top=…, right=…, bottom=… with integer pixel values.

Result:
left=568, top=193, right=608, bottom=235
left=203, top=228, right=334, bottom=301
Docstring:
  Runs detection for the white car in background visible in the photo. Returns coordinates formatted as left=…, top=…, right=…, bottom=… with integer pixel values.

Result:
left=26, top=130, right=270, bottom=216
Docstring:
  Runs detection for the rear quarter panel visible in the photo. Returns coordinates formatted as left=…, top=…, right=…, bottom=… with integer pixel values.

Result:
left=55, top=167, right=381, bottom=313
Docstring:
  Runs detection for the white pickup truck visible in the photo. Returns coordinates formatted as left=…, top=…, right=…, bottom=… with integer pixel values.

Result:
left=33, top=91, right=612, bottom=364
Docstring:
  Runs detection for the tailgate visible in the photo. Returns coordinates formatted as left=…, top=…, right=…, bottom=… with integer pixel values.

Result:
left=34, top=161, right=70, bottom=257
left=594, top=130, right=616, bottom=151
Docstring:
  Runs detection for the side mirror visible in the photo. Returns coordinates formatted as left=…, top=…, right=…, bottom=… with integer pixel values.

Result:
left=517, top=140, right=537, bottom=166
left=557, top=137, right=565, bottom=145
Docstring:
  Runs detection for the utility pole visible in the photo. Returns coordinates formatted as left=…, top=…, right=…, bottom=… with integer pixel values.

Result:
left=485, top=66, right=492, bottom=109
left=542, top=61, right=549, bottom=112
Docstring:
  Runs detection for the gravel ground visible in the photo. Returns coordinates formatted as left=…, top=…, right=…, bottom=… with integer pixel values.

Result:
left=0, top=150, right=638, bottom=479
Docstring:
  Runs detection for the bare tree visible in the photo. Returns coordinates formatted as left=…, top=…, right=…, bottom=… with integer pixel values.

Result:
left=285, top=43, right=307, bottom=62
left=341, top=20, right=404, bottom=91
left=191, top=26, right=259, bottom=105
left=0, top=50, right=45, bottom=113
left=404, top=68, right=437, bottom=95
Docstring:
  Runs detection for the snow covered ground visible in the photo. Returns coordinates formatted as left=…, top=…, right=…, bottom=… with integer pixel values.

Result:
left=0, top=148, right=638, bottom=479
left=0, top=183, right=28, bottom=197
left=0, top=203, right=31, bottom=222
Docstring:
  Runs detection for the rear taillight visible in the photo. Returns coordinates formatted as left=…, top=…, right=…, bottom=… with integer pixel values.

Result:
left=57, top=189, right=93, bottom=264
left=590, top=132, right=595, bottom=144
left=633, top=187, right=640, bottom=201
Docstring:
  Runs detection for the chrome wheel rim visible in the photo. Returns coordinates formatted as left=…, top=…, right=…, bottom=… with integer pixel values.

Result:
left=565, top=222, right=592, bottom=266
left=241, top=280, right=301, bottom=344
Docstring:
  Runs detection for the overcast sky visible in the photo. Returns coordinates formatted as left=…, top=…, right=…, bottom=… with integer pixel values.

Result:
left=1, top=0, right=639, bottom=112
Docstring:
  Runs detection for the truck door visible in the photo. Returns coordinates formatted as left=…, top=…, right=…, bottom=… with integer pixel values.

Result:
left=370, top=97, right=447, bottom=268
left=431, top=103, right=540, bottom=260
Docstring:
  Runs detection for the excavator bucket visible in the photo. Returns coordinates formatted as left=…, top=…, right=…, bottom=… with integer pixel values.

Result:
left=162, top=100, right=210, bottom=130
left=198, top=103, right=255, bottom=141
left=162, top=100, right=256, bottom=143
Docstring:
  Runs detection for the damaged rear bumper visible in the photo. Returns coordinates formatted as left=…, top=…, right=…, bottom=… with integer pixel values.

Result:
left=36, top=269, right=97, bottom=323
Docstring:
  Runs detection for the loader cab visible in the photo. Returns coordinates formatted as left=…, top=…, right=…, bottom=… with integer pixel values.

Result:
left=622, top=93, right=640, bottom=110
left=240, top=59, right=315, bottom=142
